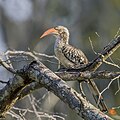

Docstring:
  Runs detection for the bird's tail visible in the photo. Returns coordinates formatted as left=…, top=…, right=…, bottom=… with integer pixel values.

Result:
left=87, top=79, right=108, bottom=112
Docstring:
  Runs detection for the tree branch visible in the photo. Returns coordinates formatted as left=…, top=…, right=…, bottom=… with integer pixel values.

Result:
left=71, top=35, right=120, bottom=71
left=0, top=75, right=30, bottom=118
left=18, top=82, right=42, bottom=100
left=18, top=61, right=113, bottom=120
left=0, top=58, right=16, bottom=74
left=56, top=71, right=120, bottom=81
left=11, top=70, right=117, bottom=102
left=0, top=61, right=113, bottom=120
left=0, top=35, right=119, bottom=119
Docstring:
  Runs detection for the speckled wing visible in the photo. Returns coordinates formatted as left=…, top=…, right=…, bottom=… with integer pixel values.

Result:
left=61, top=45, right=88, bottom=65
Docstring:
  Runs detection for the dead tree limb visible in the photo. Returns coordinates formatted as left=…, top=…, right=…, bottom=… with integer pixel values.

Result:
left=0, top=61, right=113, bottom=120
left=56, top=71, right=120, bottom=81
left=0, top=76, right=28, bottom=118
left=14, top=71, right=119, bottom=101
left=19, top=61, right=113, bottom=120
left=71, top=35, right=120, bottom=71
left=0, top=35, right=119, bottom=119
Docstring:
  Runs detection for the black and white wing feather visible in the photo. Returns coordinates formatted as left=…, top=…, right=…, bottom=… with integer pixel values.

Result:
left=61, top=45, right=88, bottom=65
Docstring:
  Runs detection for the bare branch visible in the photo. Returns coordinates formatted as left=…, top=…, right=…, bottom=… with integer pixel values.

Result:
left=18, top=82, right=42, bottom=100
left=0, top=35, right=119, bottom=119
left=103, top=60, right=120, bottom=69
left=0, top=80, right=8, bottom=84
left=0, top=58, right=16, bottom=74
left=5, top=34, right=120, bottom=72
left=5, top=50, right=38, bottom=60
left=0, top=61, right=113, bottom=120
left=11, top=106, right=66, bottom=120
left=28, top=95, right=42, bottom=120
left=14, top=70, right=118, bottom=102
left=0, top=75, right=32, bottom=117
left=114, top=27, right=120, bottom=38
left=18, top=61, right=113, bottom=120
left=89, top=37, right=98, bottom=55
left=100, top=75, right=120, bottom=95
left=56, top=71, right=120, bottom=81
left=33, top=51, right=59, bottom=61
left=115, top=79, right=120, bottom=95
left=71, top=35, right=120, bottom=71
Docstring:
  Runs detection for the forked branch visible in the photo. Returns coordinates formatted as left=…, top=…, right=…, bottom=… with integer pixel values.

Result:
left=71, top=35, right=120, bottom=71
left=0, top=35, right=119, bottom=119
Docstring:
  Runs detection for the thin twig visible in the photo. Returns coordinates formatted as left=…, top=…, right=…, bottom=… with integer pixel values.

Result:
left=33, top=51, right=59, bottom=61
left=0, top=58, right=16, bottom=74
left=115, top=78, right=120, bottom=95
left=103, top=59, right=120, bottom=69
left=100, top=75, right=120, bottom=95
left=114, top=27, right=120, bottom=38
left=0, top=80, right=8, bottom=84
left=89, top=37, right=98, bottom=55
left=28, top=95, right=42, bottom=120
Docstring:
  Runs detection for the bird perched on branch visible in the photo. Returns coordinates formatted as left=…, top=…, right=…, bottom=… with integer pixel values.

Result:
left=40, top=26, right=108, bottom=112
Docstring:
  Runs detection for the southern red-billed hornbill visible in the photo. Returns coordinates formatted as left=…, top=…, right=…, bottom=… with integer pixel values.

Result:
left=40, top=26, right=108, bottom=112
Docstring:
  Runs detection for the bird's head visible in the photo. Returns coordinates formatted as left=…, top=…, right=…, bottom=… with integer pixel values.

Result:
left=40, top=26, right=69, bottom=43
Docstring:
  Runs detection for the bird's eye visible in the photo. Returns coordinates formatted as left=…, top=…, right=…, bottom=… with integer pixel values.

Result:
left=54, top=27, right=58, bottom=30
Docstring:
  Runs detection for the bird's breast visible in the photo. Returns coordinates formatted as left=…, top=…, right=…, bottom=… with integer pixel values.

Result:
left=54, top=46, right=75, bottom=68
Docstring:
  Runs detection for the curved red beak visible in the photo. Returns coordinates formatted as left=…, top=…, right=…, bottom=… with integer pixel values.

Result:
left=40, top=28, right=58, bottom=39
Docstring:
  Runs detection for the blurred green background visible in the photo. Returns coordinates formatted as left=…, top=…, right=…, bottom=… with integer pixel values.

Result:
left=0, top=0, right=120, bottom=119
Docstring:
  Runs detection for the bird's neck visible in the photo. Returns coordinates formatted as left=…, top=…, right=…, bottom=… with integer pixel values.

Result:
left=54, top=35, right=69, bottom=49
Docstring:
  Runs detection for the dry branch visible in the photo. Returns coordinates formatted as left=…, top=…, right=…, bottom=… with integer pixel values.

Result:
left=56, top=71, right=120, bottom=81
left=18, top=82, right=42, bottom=100
left=71, top=35, right=120, bottom=71
left=0, top=61, right=113, bottom=120
left=0, top=58, right=16, bottom=74
left=0, top=76, right=29, bottom=117
left=0, top=35, right=119, bottom=119
left=19, top=61, right=113, bottom=120
left=16, top=70, right=120, bottom=100
left=6, top=70, right=115, bottom=104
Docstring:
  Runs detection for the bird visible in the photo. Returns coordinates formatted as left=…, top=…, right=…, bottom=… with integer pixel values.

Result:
left=40, top=26, right=108, bottom=112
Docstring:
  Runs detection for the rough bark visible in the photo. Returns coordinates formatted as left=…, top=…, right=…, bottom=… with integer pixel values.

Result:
left=56, top=71, right=120, bottom=81
left=14, top=70, right=118, bottom=101
left=0, top=35, right=119, bottom=119
left=0, top=76, right=29, bottom=117
left=71, top=35, right=120, bottom=71
left=0, top=61, right=113, bottom=119
left=19, top=61, right=113, bottom=120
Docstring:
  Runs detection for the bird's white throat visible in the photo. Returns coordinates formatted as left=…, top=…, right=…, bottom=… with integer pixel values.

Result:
left=54, top=35, right=69, bottom=49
